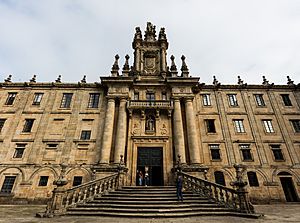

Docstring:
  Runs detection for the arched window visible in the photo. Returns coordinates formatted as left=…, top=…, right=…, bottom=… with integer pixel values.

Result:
left=145, top=115, right=155, bottom=131
left=247, top=171, right=259, bottom=187
left=214, top=171, right=226, bottom=186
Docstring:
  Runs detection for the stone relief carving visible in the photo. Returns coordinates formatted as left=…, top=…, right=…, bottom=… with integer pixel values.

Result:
left=160, top=122, right=168, bottom=135
left=131, top=122, right=141, bottom=136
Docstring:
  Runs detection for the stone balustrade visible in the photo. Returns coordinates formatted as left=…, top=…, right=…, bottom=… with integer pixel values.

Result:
left=180, top=172, right=255, bottom=214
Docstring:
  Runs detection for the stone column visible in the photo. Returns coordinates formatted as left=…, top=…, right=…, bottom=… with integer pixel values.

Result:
left=99, top=97, right=116, bottom=164
left=114, top=98, right=128, bottom=163
left=185, top=98, right=201, bottom=164
left=173, top=98, right=186, bottom=164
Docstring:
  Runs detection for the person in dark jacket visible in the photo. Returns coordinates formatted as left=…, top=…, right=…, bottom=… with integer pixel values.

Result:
left=176, top=175, right=183, bottom=201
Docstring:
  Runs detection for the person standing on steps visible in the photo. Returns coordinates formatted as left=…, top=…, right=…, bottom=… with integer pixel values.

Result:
left=144, top=167, right=149, bottom=186
left=176, top=174, right=183, bottom=201
left=138, top=171, right=143, bottom=186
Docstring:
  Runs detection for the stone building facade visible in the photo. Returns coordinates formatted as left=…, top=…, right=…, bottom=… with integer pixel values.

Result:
left=0, top=23, right=299, bottom=203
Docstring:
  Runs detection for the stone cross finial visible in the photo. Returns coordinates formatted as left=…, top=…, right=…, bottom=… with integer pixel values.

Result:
left=213, top=75, right=220, bottom=86
left=30, top=75, right=36, bottom=83
left=55, top=75, right=62, bottom=83
left=158, top=27, right=167, bottom=40
left=134, top=27, right=142, bottom=40
left=81, top=75, right=86, bottom=83
left=111, top=54, right=120, bottom=77
left=144, top=22, right=156, bottom=41
left=180, top=55, right=189, bottom=77
left=4, top=74, right=12, bottom=83
left=287, top=76, right=294, bottom=86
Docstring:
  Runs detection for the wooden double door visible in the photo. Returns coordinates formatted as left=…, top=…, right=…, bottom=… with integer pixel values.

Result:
left=137, top=147, right=163, bottom=186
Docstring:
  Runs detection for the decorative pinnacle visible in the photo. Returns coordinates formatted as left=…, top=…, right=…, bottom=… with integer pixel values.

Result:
left=159, top=27, right=167, bottom=40
left=55, top=75, right=62, bottom=83
left=134, top=27, right=142, bottom=40
left=170, top=55, right=177, bottom=71
left=30, top=74, right=36, bottom=83
left=81, top=75, right=86, bottom=83
left=287, top=76, right=294, bottom=86
left=237, top=76, right=243, bottom=85
left=262, top=75, right=274, bottom=87
left=4, top=74, right=12, bottom=83
left=111, top=54, right=120, bottom=77
left=180, top=55, right=189, bottom=77
left=144, top=22, right=156, bottom=41
left=123, top=54, right=130, bottom=71
left=213, top=76, right=220, bottom=86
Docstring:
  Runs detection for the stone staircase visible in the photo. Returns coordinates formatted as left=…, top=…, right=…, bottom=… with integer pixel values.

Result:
left=66, top=186, right=257, bottom=218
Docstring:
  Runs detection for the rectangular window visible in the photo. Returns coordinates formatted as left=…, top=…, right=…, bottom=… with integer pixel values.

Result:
left=146, top=93, right=155, bottom=101
left=254, top=94, right=265, bottom=106
left=72, top=176, right=83, bottom=187
left=0, top=119, right=6, bottom=133
left=263, top=120, right=274, bottom=133
left=240, top=145, right=253, bottom=161
left=5, top=93, right=17, bottom=105
left=228, top=94, right=238, bottom=106
left=271, top=145, right=284, bottom=161
left=23, top=119, right=34, bottom=132
left=214, top=171, right=226, bottom=186
left=134, top=92, right=139, bottom=100
left=0, top=176, right=16, bottom=194
left=281, top=94, right=292, bottom=106
left=247, top=172, right=259, bottom=187
left=205, top=119, right=216, bottom=133
left=60, top=93, right=73, bottom=108
left=233, top=119, right=245, bottom=133
left=162, top=92, right=167, bottom=100
left=209, top=145, right=221, bottom=160
left=80, top=130, right=91, bottom=140
left=13, top=144, right=26, bottom=158
left=290, top=120, right=300, bottom=133
left=88, top=93, right=100, bottom=108
left=202, top=94, right=211, bottom=106
left=38, top=176, right=49, bottom=186
left=32, top=93, right=43, bottom=105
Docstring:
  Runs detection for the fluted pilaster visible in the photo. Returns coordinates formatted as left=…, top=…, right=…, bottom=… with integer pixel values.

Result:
left=114, top=98, right=128, bottom=163
left=99, top=98, right=116, bottom=164
left=185, top=98, right=201, bottom=164
left=173, top=99, right=186, bottom=163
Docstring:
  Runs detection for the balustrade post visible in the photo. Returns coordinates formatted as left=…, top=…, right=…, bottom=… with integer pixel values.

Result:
left=230, top=164, right=254, bottom=213
left=117, top=155, right=127, bottom=189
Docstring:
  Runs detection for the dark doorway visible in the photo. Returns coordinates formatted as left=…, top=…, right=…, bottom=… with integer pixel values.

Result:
left=280, top=177, right=298, bottom=202
left=137, top=147, right=163, bottom=186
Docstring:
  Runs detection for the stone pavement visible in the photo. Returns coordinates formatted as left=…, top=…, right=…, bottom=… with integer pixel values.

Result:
left=0, top=204, right=299, bottom=223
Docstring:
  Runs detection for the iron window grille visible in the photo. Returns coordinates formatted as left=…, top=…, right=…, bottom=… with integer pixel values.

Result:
left=80, top=130, right=91, bottom=140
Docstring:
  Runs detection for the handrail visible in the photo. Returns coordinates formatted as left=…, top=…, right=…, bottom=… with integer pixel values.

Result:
left=44, top=173, right=119, bottom=217
left=180, top=172, right=254, bottom=214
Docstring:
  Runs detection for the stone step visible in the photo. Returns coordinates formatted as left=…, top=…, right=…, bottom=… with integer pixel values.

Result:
left=122, top=186, right=175, bottom=190
left=94, top=196, right=206, bottom=201
left=67, top=206, right=230, bottom=213
left=88, top=199, right=214, bottom=205
left=77, top=203, right=220, bottom=209
left=66, top=210, right=255, bottom=218
left=112, top=189, right=191, bottom=194
left=100, top=193, right=199, bottom=198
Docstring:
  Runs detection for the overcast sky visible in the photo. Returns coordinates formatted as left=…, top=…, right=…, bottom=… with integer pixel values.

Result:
left=0, top=0, right=299, bottom=84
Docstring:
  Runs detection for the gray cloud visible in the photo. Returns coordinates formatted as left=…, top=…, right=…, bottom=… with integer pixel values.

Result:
left=0, top=0, right=299, bottom=84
